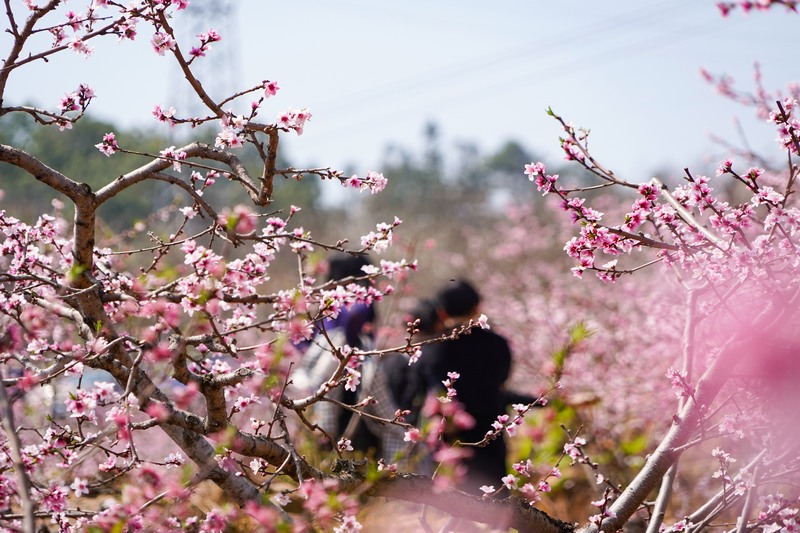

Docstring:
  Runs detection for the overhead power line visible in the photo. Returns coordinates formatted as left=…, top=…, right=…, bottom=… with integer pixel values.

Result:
left=313, top=0, right=702, bottom=114
left=308, top=6, right=740, bottom=145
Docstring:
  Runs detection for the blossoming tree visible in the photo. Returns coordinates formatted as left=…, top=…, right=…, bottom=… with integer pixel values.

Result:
left=0, top=1, right=422, bottom=531
left=517, top=1, right=800, bottom=527
left=1, top=1, right=800, bottom=532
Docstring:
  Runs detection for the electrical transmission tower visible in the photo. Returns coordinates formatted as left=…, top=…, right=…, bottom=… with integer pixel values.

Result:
left=169, top=0, right=241, bottom=123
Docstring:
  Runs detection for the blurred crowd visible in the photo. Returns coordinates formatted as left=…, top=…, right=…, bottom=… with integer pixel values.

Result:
left=294, top=254, right=539, bottom=495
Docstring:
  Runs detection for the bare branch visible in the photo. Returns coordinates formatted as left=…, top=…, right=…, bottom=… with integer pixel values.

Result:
left=0, top=144, right=94, bottom=202
left=95, top=143, right=261, bottom=205
left=367, top=474, right=574, bottom=533
left=0, top=378, right=35, bottom=532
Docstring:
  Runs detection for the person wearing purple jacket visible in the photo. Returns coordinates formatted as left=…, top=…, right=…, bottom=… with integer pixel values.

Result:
left=295, top=254, right=405, bottom=463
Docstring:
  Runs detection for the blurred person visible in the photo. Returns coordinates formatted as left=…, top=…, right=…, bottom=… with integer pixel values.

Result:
left=384, top=298, right=443, bottom=427
left=418, top=279, right=534, bottom=494
left=380, top=298, right=446, bottom=476
left=294, top=253, right=405, bottom=463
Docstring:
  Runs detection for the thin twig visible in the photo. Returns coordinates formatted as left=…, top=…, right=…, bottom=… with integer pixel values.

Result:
left=0, top=378, right=35, bottom=533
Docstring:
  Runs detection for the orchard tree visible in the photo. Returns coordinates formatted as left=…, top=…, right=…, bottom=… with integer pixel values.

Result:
left=0, top=2, right=562, bottom=532
left=1, top=1, right=799, bottom=533
left=516, top=2, right=800, bottom=529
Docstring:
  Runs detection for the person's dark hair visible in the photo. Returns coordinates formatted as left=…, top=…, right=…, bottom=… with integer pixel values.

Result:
left=436, top=279, right=481, bottom=318
left=405, top=298, right=442, bottom=335
left=326, top=253, right=371, bottom=283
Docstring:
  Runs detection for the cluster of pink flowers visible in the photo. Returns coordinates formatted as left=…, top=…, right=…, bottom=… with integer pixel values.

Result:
left=717, top=0, right=798, bottom=16
left=588, top=493, right=618, bottom=527
left=188, top=169, right=218, bottom=197
left=758, top=495, right=800, bottom=532
left=276, top=107, right=312, bottom=135
left=67, top=35, right=93, bottom=56
left=343, top=356, right=363, bottom=392
left=218, top=204, right=258, bottom=234
left=710, top=447, right=736, bottom=485
left=113, top=15, right=138, bottom=41
left=94, top=132, right=119, bottom=156
left=159, top=145, right=187, bottom=171
left=560, top=136, right=585, bottom=162
left=262, top=79, right=280, bottom=97
left=524, top=161, right=558, bottom=194
left=360, top=217, right=402, bottom=253
left=523, top=145, right=800, bottom=288
left=57, top=84, right=94, bottom=114
left=770, top=97, right=800, bottom=156
left=317, top=283, right=389, bottom=320
left=189, top=29, right=221, bottom=59
left=45, top=9, right=100, bottom=53
left=152, top=104, right=177, bottom=127
left=150, top=31, right=177, bottom=55
left=232, top=393, right=261, bottom=413
left=0, top=210, right=70, bottom=279
left=665, top=367, right=694, bottom=400
left=215, top=112, right=248, bottom=149
left=344, top=171, right=389, bottom=194
left=360, top=258, right=417, bottom=280
left=480, top=459, right=562, bottom=506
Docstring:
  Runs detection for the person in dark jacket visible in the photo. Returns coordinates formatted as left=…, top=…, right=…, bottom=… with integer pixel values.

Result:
left=419, top=279, right=525, bottom=494
left=384, top=298, right=443, bottom=428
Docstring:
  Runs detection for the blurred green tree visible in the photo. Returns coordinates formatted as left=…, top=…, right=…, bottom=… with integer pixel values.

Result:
left=0, top=113, right=321, bottom=230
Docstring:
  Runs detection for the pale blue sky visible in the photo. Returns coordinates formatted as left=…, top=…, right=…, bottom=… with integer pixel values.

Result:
left=5, top=1, right=798, bottom=188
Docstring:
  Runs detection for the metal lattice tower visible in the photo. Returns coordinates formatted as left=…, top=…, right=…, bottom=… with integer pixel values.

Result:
left=169, top=0, right=241, bottom=122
